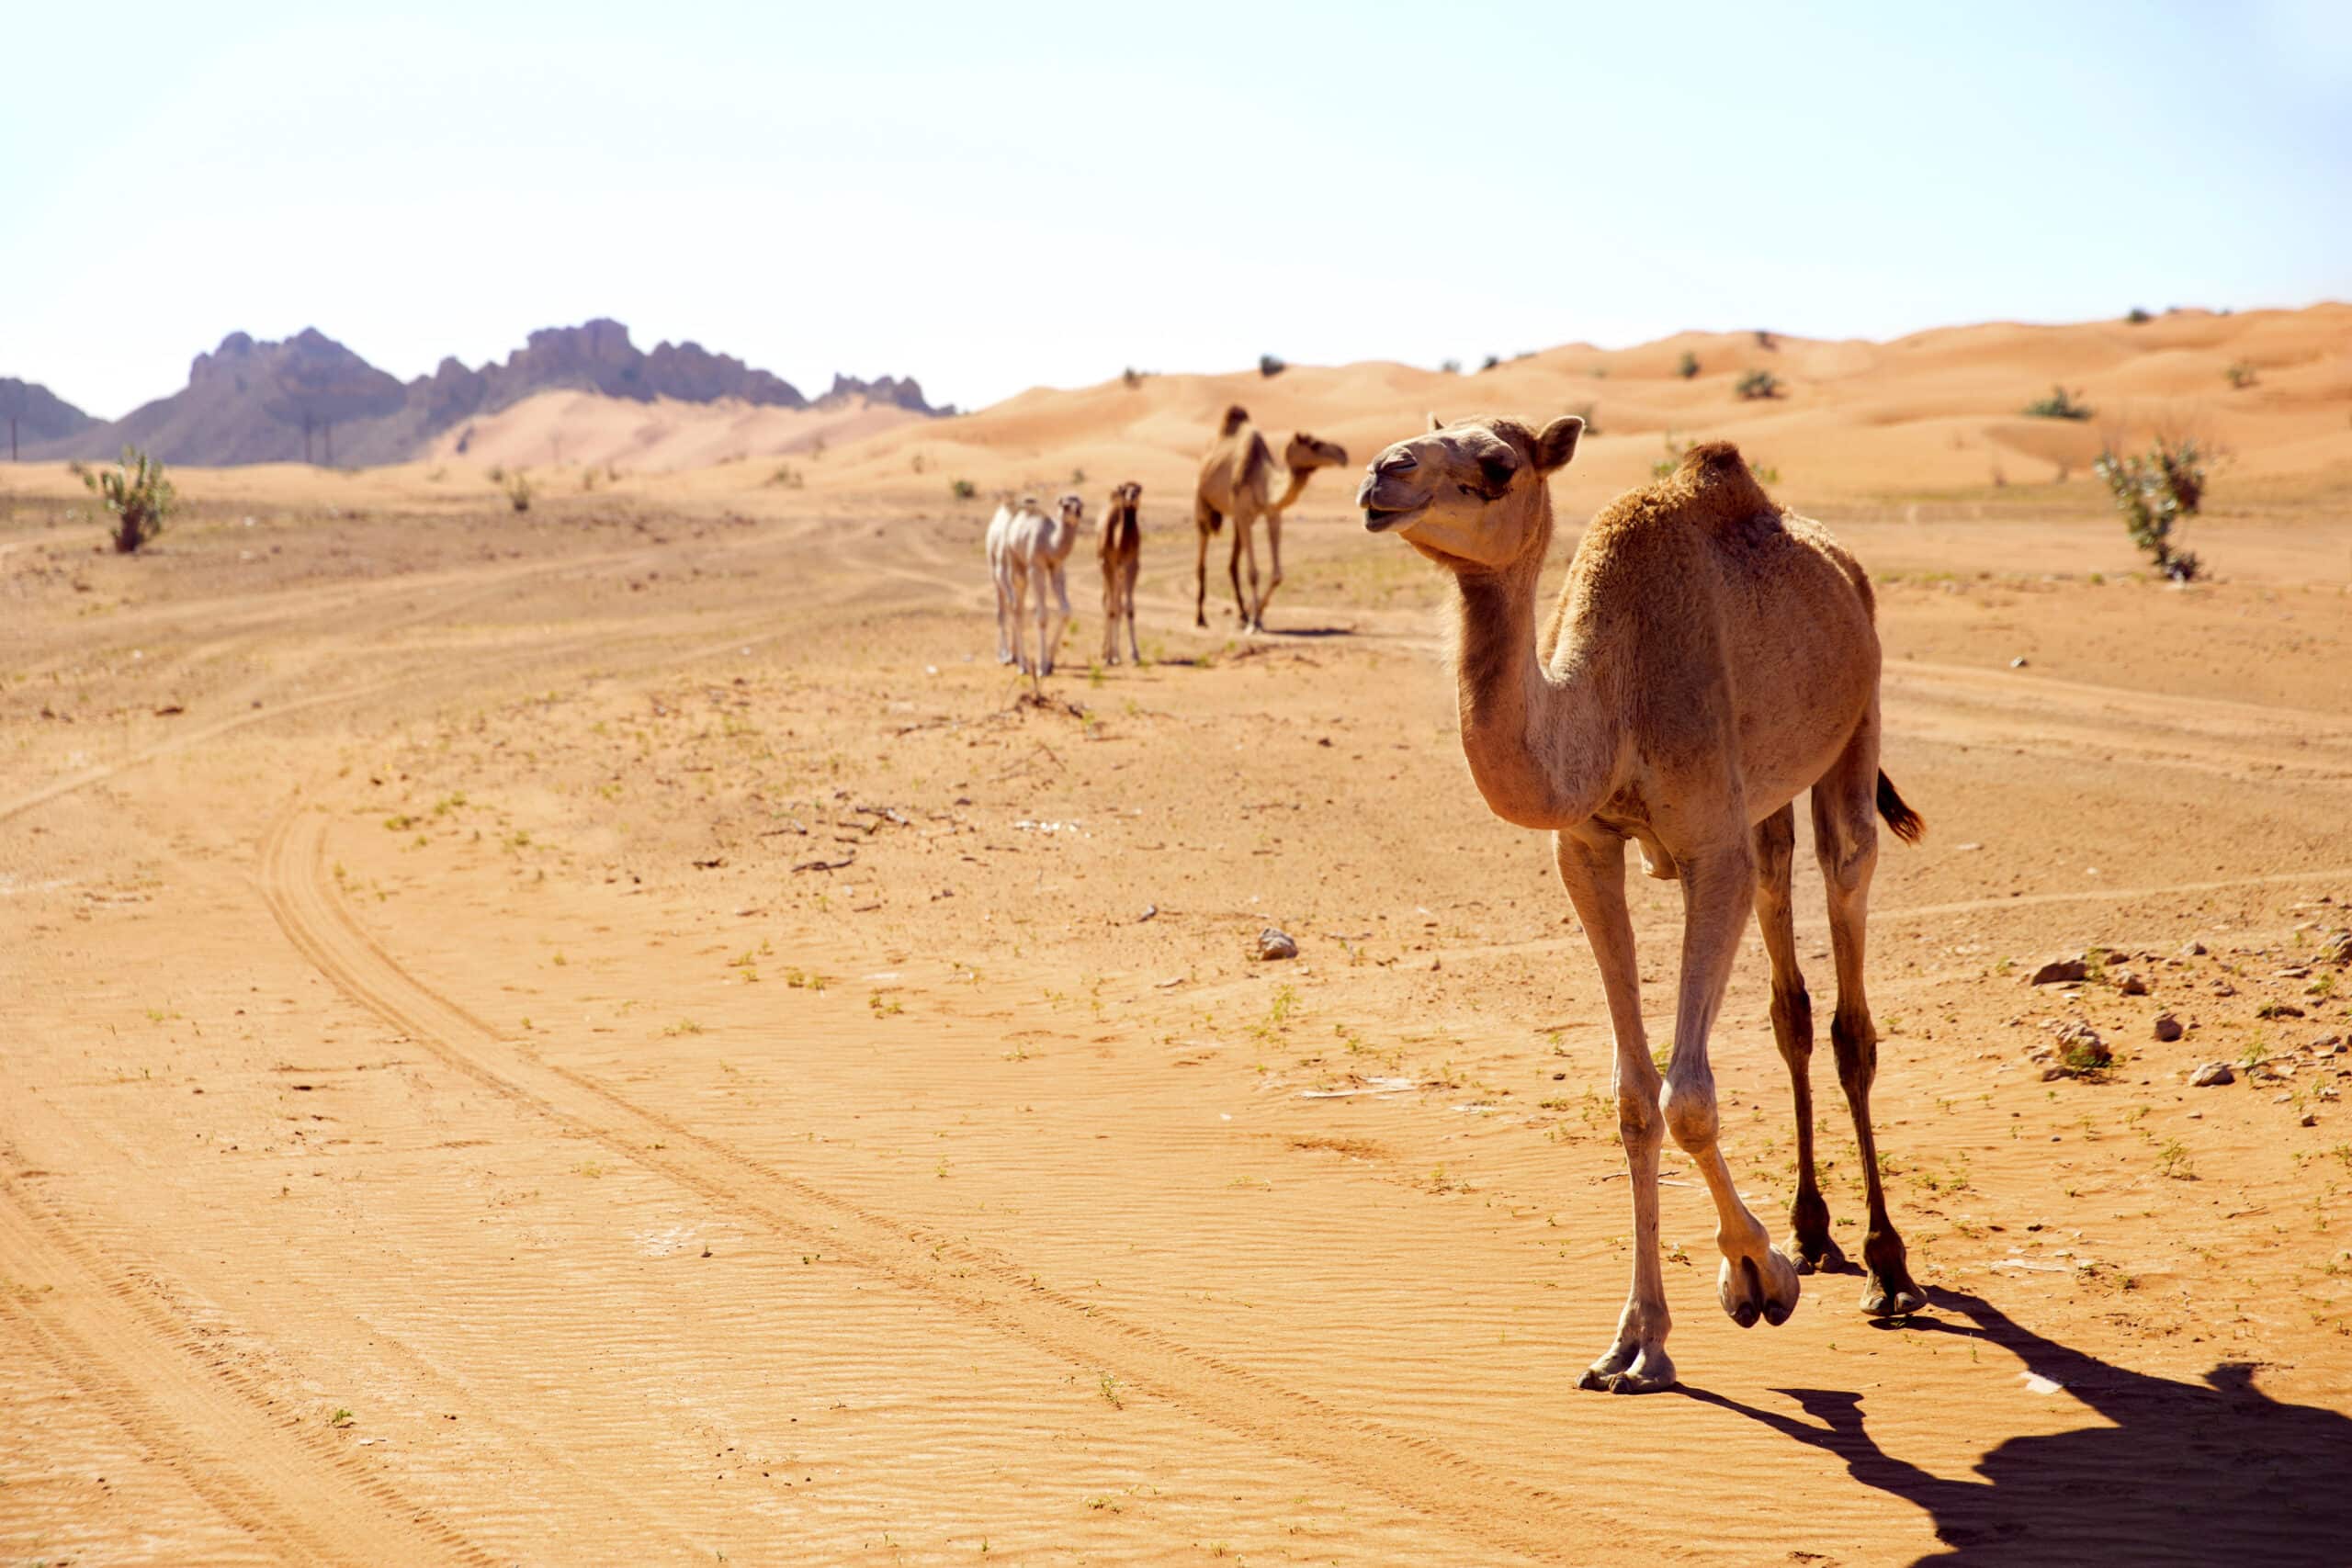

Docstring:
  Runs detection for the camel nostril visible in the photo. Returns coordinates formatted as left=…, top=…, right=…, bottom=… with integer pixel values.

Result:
left=1376, top=451, right=1417, bottom=476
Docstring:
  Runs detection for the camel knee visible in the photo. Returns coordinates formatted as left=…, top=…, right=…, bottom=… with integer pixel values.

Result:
left=1769, top=981, right=1814, bottom=1061
left=1660, top=1075, right=1718, bottom=1153
left=1615, top=1087, right=1662, bottom=1153
left=1830, top=1011, right=1877, bottom=1097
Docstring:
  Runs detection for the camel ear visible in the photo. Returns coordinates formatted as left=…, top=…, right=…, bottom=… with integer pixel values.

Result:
left=1533, top=415, right=1584, bottom=473
left=1427, top=412, right=1445, bottom=432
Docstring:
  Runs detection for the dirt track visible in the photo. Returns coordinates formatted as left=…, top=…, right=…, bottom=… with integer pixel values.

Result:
left=5, top=487, right=2350, bottom=1564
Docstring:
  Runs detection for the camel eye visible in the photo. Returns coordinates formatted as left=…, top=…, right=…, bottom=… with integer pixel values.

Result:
left=1477, top=452, right=1519, bottom=493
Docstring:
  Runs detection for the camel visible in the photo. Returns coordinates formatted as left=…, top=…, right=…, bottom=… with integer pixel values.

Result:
left=1358, top=414, right=1927, bottom=1393
left=1097, top=480, right=1143, bottom=665
left=988, top=491, right=1086, bottom=680
left=1193, top=405, right=1347, bottom=632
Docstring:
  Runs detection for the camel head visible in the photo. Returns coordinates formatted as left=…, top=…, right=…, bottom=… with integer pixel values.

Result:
left=1357, top=413, right=1583, bottom=570
left=1283, top=432, right=1349, bottom=473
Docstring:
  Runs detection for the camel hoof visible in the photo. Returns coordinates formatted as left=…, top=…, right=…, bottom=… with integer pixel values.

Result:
left=1721, top=1247, right=1801, bottom=1328
left=1787, top=1230, right=1848, bottom=1277
left=1861, top=1277, right=1928, bottom=1318
left=1577, top=1350, right=1676, bottom=1394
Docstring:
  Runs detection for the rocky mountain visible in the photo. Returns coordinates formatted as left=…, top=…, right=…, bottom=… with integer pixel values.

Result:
left=0, top=378, right=100, bottom=460
left=19, top=321, right=945, bottom=466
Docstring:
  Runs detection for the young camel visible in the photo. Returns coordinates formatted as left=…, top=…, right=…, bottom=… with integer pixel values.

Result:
left=1097, top=480, right=1143, bottom=665
left=1193, top=405, right=1347, bottom=632
left=1359, top=415, right=1927, bottom=1393
left=988, top=491, right=1086, bottom=680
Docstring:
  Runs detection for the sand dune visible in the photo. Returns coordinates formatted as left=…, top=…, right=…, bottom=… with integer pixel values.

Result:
left=415, top=389, right=927, bottom=473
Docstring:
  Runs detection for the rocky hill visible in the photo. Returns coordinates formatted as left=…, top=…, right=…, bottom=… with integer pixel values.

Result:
left=0, top=378, right=100, bottom=459
left=18, top=321, right=945, bottom=467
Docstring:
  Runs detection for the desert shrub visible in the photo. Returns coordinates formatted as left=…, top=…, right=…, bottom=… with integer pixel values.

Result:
left=2096, top=435, right=2208, bottom=581
left=809, top=434, right=828, bottom=460
left=951, top=479, right=978, bottom=501
left=580, top=466, right=601, bottom=491
left=1677, top=351, right=1700, bottom=379
left=1651, top=432, right=1693, bottom=479
left=1480, top=354, right=1501, bottom=372
left=486, top=463, right=505, bottom=482
left=1753, top=330, right=1778, bottom=350
left=1439, top=358, right=1461, bottom=375
left=1070, top=467, right=1086, bottom=484
left=2023, top=385, right=2093, bottom=421
left=1121, top=367, right=1145, bottom=389
left=84, top=446, right=174, bottom=554
left=1735, top=368, right=1781, bottom=400
left=502, top=468, right=533, bottom=513
left=1258, top=354, right=1286, bottom=378
left=2224, top=362, right=2257, bottom=389
left=910, top=453, right=927, bottom=474
left=767, top=463, right=804, bottom=489
left=2125, top=307, right=2153, bottom=324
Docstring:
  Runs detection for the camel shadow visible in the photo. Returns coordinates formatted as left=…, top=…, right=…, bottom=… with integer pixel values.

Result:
left=1260, top=625, right=1356, bottom=639
left=1683, top=1290, right=2352, bottom=1565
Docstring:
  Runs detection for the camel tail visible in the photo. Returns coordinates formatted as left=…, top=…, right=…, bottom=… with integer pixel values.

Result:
left=1876, top=770, right=1925, bottom=845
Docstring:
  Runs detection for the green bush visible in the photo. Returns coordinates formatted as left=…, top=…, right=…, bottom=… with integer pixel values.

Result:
left=1735, top=369, right=1781, bottom=400
left=84, top=446, right=175, bottom=554
left=502, top=468, right=533, bottom=513
left=1677, top=351, right=1700, bottom=379
left=2125, top=307, right=2153, bottom=324
left=2096, top=436, right=2208, bottom=581
left=2023, top=385, right=2093, bottom=421
left=951, top=479, right=978, bottom=501
left=1258, top=354, right=1286, bottom=378
left=2224, top=362, right=2257, bottom=389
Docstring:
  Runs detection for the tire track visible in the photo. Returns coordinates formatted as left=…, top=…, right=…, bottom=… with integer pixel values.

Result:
left=0, top=1179, right=493, bottom=1565
left=261, top=806, right=1650, bottom=1566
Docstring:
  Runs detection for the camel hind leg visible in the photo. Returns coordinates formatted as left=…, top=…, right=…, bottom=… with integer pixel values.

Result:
left=1122, top=555, right=1142, bottom=664
left=1658, top=833, right=1802, bottom=1333
left=1229, top=513, right=1261, bottom=631
left=1754, top=803, right=1843, bottom=1274
left=1100, top=559, right=1122, bottom=664
left=1193, top=502, right=1219, bottom=627
left=1255, top=510, right=1287, bottom=629
left=1809, top=706, right=1925, bottom=1317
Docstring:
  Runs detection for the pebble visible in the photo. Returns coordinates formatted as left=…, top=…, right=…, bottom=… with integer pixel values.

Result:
left=2029, top=956, right=2089, bottom=986
left=2115, top=970, right=2148, bottom=996
left=2153, top=1013, right=2184, bottom=1043
left=2189, top=1061, right=2235, bottom=1087
left=1256, top=927, right=1298, bottom=961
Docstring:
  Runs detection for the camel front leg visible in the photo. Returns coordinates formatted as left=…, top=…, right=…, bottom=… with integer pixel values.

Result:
left=1254, top=510, right=1286, bottom=629
left=1755, top=804, right=1842, bottom=1273
left=1193, top=503, right=1216, bottom=628
left=1230, top=516, right=1261, bottom=631
left=1039, top=564, right=1071, bottom=677
left=1006, top=564, right=1031, bottom=677
left=1123, top=557, right=1142, bottom=665
left=1812, top=721, right=1925, bottom=1316
left=1100, top=563, right=1121, bottom=665
left=1554, top=829, right=1675, bottom=1393
left=1661, top=839, right=1801, bottom=1331
left=993, top=567, right=1014, bottom=664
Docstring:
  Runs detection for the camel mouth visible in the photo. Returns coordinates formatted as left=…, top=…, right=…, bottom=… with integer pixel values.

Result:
left=1362, top=502, right=1427, bottom=535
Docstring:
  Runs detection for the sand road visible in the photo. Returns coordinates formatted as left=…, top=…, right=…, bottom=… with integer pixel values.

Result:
left=3, top=486, right=2349, bottom=1565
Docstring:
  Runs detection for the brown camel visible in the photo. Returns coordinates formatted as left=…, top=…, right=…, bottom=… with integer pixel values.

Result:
left=1358, top=414, right=1927, bottom=1393
left=1097, top=480, right=1143, bottom=665
left=1193, top=404, right=1347, bottom=632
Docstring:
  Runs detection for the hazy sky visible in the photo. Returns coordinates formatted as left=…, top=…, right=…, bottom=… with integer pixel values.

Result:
left=8, top=0, right=2346, bottom=419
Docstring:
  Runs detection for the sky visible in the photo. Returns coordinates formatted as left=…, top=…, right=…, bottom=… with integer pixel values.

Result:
left=6, top=0, right=2347, bottom=421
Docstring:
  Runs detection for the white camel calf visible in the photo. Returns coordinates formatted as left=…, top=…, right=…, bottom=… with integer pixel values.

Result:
left=988, top=492, right=1085, bottom=680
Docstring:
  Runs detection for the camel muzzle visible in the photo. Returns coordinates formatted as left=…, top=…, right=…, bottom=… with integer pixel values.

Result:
left=1358, top=473, right=1428, bottom=532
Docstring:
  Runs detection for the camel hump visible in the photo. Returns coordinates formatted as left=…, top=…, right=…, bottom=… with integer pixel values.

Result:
left=1674, top=441, right=1777, bottom=528
left=1220, top=404, right=1250, bottom=435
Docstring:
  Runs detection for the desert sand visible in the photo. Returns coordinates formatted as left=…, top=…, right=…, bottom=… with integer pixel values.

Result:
left=3, top=306, right=2350, bottom=1565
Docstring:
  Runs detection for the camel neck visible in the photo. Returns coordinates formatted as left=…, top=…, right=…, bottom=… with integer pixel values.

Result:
left=1273, top=465, right=1315, bottom=513
left=1447, top=502, right=1613, bottom=830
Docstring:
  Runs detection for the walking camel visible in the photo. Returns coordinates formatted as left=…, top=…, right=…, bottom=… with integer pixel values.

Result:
left=1097, top=480, right=1143, bottom=665
left=987, top=491, right=1086, bottom=681
left=1193, top=405, right=1348, bottom=632
left=1358, top=415, right=1927, bottom=1393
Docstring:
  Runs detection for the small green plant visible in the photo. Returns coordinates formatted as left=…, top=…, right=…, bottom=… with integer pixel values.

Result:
left=83, top=446, right=175, bottom=554
left=1479, top=353, right=1500, bottom=371
left=1258, top=353, right=1286, bottom=378
left=2023, top=385, right=2094, bottom=421
left=1122, top=367, right=1145, bottom=388
left=1735, top=368, right=1781, bottom=400
left=1651, top=432, right=1694, bottom=479
left=502, top=468, right=534, bottom=513
left=2224, top=362, right=2257, bottom=389
left=2126, top=306, right=2154, bottom=324
left=767, top=463, right=804, bottom=489
left=2096, top=435, right=2208, bottom=581
left=1677, top=350, right=1700, bottom=379
left=2156, top=1137, right=2195, bottom=1179
left=1097, top=1371, right=1125, bottom=1408
left=950, top=478, right=978, bottom=501
left=329, top=1406, right=355, bottom=1428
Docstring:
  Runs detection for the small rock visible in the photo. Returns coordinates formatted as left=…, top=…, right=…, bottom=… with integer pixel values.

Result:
left=2314, top=1034, right=2344, bottom=1052
left=2010, top=656, right=2030, bottom=668
left=2153, top=1013, right=2184, bottom=1043
left=1137, top=904, right=1158, bottom=922
left=2029, top=956, right=2089, bottom=986
left=2115, top=970, right=2148, bottom=997
left=2179, top=941, right=2207, bottom=958
left=2189, top=1061, right=2235, bottom=1087
left=2301, top=1112, right=2320, bottom=1127
left=2321, top=931, right=2352, bottom=966
left=1256, top=927, right=1298, bottom=961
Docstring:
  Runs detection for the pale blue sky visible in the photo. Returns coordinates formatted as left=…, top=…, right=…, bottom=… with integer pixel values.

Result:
left=7, top=0, right=2346, bottom=419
